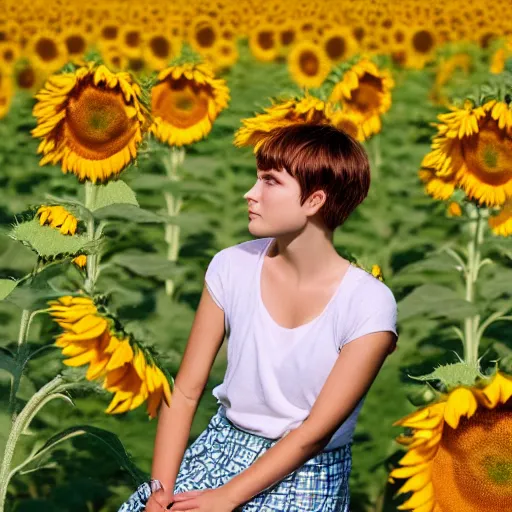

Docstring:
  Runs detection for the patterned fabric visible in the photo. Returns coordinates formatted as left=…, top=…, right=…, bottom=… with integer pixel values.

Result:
left=117, top=405, right=352, bottom=511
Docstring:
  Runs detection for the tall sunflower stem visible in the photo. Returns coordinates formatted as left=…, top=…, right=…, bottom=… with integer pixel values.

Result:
left=463, top=204, right=486, bottom=368
left=0, top=375, right=78, bottom=512
left=163, top=147, right=185, bottom=297
left=84, top=182, right=100, bottom=295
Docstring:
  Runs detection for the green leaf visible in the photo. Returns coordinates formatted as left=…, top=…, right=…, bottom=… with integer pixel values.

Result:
left=408, top=362, right=487, bottom=389
left=8, top=218, right=97, bottom=259
left=0, top=346, right=19, bottom=380
left=91, top=180, right=139, bottom=211
left=109, top=251, right=184, bottom=280
left=14, top=425, right=148, bottom=485
left=0, top=278, right=18, bottom=300
left=398, top=284, right=479, bottom=321
left=93, top=203, right=170, bottom=223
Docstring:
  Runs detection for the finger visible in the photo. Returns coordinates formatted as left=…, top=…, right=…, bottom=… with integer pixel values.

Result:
left=166, top=500, right=197, bottom=511
left=173, top=491, right=204, bottom=500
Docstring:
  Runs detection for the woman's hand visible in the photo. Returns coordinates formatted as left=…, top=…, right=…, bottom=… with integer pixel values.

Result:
left=145, top=488, right=176, bottom=511
left=168, top=488, right=239, bottom=512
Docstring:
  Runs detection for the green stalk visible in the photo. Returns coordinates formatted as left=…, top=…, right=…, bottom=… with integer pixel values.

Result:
left=84, top=181, right=99, bottom=295
left=0, top=376, right=80, bottom=511
left=163, top=146, right=185, bottom=297
left=463, top=204, right=486, bottom=367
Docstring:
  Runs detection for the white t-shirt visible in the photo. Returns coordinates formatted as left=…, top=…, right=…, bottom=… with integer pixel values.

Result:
left=204, top=237, right=398, bottom=450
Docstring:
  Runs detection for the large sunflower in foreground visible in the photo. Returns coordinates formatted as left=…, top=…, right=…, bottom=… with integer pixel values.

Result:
left=31, top=62, right=149, bottom=184
left=150, top=61, right=230, bottom=147
left=48, top=295, right=172, bottom=419
left=329, top=58, right=394, bottom=139
left=389, top=371, right=512, bottom=511
left=234, top=93, right=332, bottom=152
left=419, top=99, right=512, bottom=208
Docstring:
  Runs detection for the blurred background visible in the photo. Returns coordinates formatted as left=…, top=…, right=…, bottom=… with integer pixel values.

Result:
left=1, top=0, right=512, bottom=510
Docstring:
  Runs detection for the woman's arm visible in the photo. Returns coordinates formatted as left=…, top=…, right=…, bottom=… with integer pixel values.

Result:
left=150, top=282, right=227, bottom=498
left=219, top=330, right=397, bottom=508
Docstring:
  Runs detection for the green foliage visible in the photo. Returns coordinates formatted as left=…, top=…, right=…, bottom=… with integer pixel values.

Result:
left=8, top=218, right=95, bottom=259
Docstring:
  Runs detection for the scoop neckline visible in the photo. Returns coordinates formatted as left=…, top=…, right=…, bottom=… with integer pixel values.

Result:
left=257, top=237, right=354, bottom=332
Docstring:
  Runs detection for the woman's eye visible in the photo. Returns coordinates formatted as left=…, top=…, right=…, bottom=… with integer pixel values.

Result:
left=263, top=177, right=276, bottom=185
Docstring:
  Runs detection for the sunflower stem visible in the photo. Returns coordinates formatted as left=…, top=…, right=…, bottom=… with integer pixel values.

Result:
left=84, top=182, right=100, bottom=295
left=163, top=146, right=185, bottom=297
left=463, top=204, right=486, bottom=367
left=0, top=375, right=78, bottom=512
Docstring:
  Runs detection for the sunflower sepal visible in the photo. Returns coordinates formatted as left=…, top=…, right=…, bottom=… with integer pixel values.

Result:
left=406, top=361, right=487, bottom=391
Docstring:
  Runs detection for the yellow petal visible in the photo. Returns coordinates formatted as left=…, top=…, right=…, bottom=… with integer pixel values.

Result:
left=443, top=387, right=478, bottom=429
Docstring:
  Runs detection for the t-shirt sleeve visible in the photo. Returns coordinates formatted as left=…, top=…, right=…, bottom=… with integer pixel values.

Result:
left=204, top=248, right=230, bottom=312
left=340, top=280, right=399, bottom=352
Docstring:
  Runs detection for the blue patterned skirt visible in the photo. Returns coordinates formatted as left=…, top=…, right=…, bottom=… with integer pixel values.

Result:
left=117, top=404, right=352, bottom=511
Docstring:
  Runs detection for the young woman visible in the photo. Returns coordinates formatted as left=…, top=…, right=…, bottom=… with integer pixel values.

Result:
left=118, top=122, right=398, bottom=512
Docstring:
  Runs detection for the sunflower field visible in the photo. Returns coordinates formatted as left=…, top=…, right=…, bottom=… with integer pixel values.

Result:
left=1, top=0, right=512, bottom=510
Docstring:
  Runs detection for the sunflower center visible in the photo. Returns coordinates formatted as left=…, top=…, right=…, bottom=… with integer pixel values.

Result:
left=125, top=30, right=140, bottom=48
left=346, top=72, right=383, bottom=114
left=461, top=118, right=512, bottom=186
left=431, top=403, right=512, bottom=511
left=16, top=66, right=35, bottom=89
left=66, top=35, right=86, bottom=55
left=101, top=26, right=118, bottom=40
left=196, top=26, right=215, bottom=48
left=152, top=77, right=210, bottom=129
left=257, top=30, right=275, bottom=50
left=299, top=50, right=320, bottom=76
left=413, top=30, right=435, bottom=54
left=150, top=36, right=170, bottom=58
left=65, top=85, right=137, bottom=160
left=35, top=37, right=58, bottom=61
left=281, top=29, right=295, bottom=46
left=325, top=36, right=346, bottom=61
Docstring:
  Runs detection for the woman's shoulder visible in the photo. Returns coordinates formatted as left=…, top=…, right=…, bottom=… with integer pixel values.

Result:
left=348, top=263, right=397, bottom=306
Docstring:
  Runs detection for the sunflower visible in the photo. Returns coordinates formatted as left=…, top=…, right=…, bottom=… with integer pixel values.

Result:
left=0, top=42, right=20, bottom=67
left=188, top=16, right=221, bottom=55
left=150, top=62, right=230, bottom=147
left=420, top=100, right=512, bottom=207
left=403, top=26, right=438, bottom=70
left=100, top=44, right=128, bottom=72
left=36, top=204, right=88, bottom=267
left=488, top=199, right=512, bottom=236
left=31, top=62, right=148, bottom=184
left=323, top=101, right=364, bottom=141
left=48, top=295, right=172, bottom=419
left=234, top=93, right=330, bottom=151
left=60, top=28, right=89, bottom=66
left=143, top=30, right=181, bottom=72
left=321, top=27, right=358, bottom=64
left=287, top=40, right=332, bottom=89
left=329, top=58, right=394, bottom=139
left=249, top=23, right=280, bottom=62
left=119, top=24, right=143, bottom=59
left=97, top=18, right=121, bottom=48
left=203, top=41, right=239, bottom=73
left=26, top=29, right=69, bottom=73
left=102, top=347, right=172, bottom=418
left=389, top=371, right=512, bottom=512
left=277, top=22, right=298, bottom=58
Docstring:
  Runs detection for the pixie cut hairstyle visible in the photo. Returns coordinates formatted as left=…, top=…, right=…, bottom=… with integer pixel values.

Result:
left=255, top=123, right=370, bottom=232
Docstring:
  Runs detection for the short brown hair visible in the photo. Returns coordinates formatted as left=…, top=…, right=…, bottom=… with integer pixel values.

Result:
left=255, top=123, right=371, bottom=232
